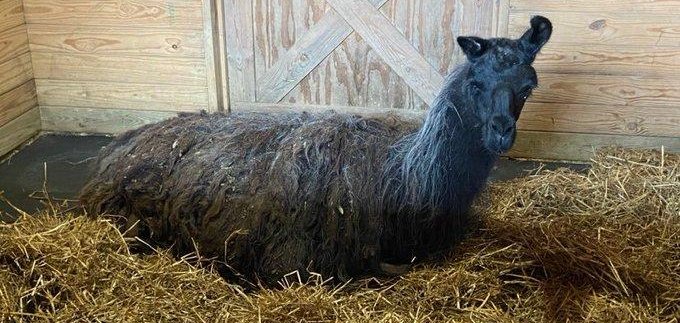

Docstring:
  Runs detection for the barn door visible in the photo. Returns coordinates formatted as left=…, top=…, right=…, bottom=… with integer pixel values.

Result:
left=220, top=0, right=503, bottom=113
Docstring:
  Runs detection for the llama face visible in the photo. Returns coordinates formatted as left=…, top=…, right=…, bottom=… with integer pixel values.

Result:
left=457, top=16, right=552, bottom=154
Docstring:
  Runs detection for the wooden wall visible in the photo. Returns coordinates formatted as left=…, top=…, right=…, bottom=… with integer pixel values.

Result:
left=0, top=0, right=40, bottom=157
left=25, top=0, right=221, bottom=134
left=226, top=0, right=679, bottom=160
left=4, top=0, right=678, bottom=161
left=504, top=0, right=679, bottom=160
left=226, top=0, right=499, bottom=110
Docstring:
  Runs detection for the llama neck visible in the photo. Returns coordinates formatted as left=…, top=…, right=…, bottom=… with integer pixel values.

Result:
left=381, top=65, right=498, bottom=260
left=397, top=93, right=495, bottom=214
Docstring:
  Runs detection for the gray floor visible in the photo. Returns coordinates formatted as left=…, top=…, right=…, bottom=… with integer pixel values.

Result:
left=0, top=134, right=587, bottom=221
left=0, top=135, right=112, bottom=219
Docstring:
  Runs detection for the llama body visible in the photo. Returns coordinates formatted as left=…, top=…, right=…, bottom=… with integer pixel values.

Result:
left=81, top=17, right=552, bottom=285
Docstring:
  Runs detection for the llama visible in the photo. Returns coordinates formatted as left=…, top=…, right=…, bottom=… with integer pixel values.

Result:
left=81, top=16, right=552, bottom=285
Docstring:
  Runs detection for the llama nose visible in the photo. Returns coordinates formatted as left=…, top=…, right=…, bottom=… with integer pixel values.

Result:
left=492, top=122, right=514, bottom=138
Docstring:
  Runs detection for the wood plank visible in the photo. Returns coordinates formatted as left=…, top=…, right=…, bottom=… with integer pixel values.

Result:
left=455, top=0, right=496, bottom=38
left=0, top=53, right=33, bottom=96
left=252, top=0, right=471, bottom=111
left=224, top=0, right=255, bottom=102
left=510, top=0, right=680, bottom=15
left=35, top=79, right=208, bottom=112
left=202, top=0, right=220, bottom=112
left=214, top=0, right=230, bottom=111
left=0, top=0, right=25, bottom=32
left=532, top=73, right=680, bottom=109
left=509, top=130, right=680, bottom=161
left=255, top=0, right=389, bottom=104
left=326, top=0, right=444, bottom=106
left=40, top=106, right=178, bottom=134
left=0, top=107, right=40, bottom=158
left=0, top=24, right=29, bottom=64
left=23, top=0, right=204, bottom=29
left=534, top=45, right=680, bottom=78
left=27, top=24, right=204, bottom=58
left=0, top=81, right=38, bottom=127
left=380, top=0, right=459, bottom=110
left=518, top=102, right=680, bottom=137
left=31, top=52, right=207, bottom=86
left=492, top=0, right=511, bottom=37
left=508, top=11, right=680, bottom=47
left=271, top=1, right=431, bottom=111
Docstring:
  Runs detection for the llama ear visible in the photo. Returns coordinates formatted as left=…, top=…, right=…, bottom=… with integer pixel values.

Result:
left=457, top=36, right=490, bottom=60
left=519, top=16, right=552, bottom=57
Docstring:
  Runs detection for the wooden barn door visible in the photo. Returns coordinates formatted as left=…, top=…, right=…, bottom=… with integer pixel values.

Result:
left=220, top=0, right=503, bottom=112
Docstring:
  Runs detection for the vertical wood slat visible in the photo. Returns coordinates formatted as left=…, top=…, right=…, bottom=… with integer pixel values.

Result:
left=214, top=0, right=231, bottom=111
left=202, top=0, right=220, bottom=112
left=492, top=0, right=511, bottom=37
left=255, top=0, right=390, bottom=104
left=456, top=0, right=496, bottom=38
left=224, top=0, right=256, bottom=102
left=326, top=0, right=444, bottom=106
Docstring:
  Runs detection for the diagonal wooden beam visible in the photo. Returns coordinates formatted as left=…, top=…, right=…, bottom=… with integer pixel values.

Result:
left=256, top=0, right=389, bottom=104
left=326, top=0, right=444, bottom=107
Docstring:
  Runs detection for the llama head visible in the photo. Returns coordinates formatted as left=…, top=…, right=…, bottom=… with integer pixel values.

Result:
left=456, top=16, right=552, bottom=154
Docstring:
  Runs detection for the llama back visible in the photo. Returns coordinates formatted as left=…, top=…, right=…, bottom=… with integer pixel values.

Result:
left=80, top=110, right=419, bottom=283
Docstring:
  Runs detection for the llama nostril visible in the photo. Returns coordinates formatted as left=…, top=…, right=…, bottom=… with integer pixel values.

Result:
left=503, top=125, right=514, bottom=136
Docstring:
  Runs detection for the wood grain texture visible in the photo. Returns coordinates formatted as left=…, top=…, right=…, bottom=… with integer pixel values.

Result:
left=492, top=0, right=511, bottom=37
left=224, top=0, right=255, bottom=102
left=0, top=24, right=29, bottom=64
left=0, top=80, right=38, bottom=127
left=0, top=53, right=33, bottom=96
left=35, top=79, right=208, bottom=112
left=327, top=0, right=444, bottom=106
left=509, top=130, right=680, bottom=161
left=40, top=106, right=178, bottom=134
left=202, top=0, right=220, bottom=112
left=247, top=0, right=494, bottom=111
left=509, top=11, right=680, bottom=47
left=31, top=52, right=207, bottom=86
left=208, top=0, right=229, bottom=111
left=0, top=107, right=40, bottom=158
left=532, top=73, right=680, bottom=109
left=0, top=0, right=25, bottom=32
left=534, top=45, right=680, bottom=78
left=255, top=0, right=389, bottom=104
left=518, top=102, right=679, bottom=137
left=511, top=0, right=680, bottom=15
left=27, top=24, right=204, bottom=58
left=254, top=0, right=409, bottom=110
left=23, top=0, right=204, bottom=29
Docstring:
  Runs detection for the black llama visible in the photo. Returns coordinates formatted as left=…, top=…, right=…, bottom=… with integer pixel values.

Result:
left=81, top=16, right=552, bottom=285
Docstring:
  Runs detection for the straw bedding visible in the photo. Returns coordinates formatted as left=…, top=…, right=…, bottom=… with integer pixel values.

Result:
left=0, top=147, right=677, bottom=322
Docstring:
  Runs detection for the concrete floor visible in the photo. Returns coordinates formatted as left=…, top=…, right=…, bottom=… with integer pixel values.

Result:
left=0, top=135, right=112, bottom=219
left=0, top=134, right=587, bottom=221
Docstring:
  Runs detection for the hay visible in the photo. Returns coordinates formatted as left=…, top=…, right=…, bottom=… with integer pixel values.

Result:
left=1, top=147, right=677, bottom=322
